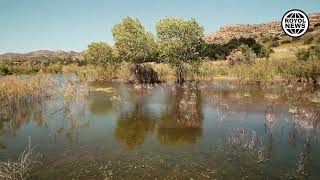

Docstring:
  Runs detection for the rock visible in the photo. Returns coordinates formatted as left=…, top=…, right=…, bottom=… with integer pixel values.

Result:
left=204, top=13, right=320, bottom=44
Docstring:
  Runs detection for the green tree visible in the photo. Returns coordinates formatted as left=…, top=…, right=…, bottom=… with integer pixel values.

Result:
left=156, top=18, right=204, bottom=84
left=112, top=17, right=156, bottom=64
left=84, top=42, right=114, bottom=66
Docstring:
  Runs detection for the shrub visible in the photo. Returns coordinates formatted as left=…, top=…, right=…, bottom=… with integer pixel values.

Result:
left=0, top=65, right=11, bottom=75
left=314, top=23, right=320, bottom=28
left=281, top=40, right=292, bottom=44
left=272, top=36, right=280, bottom=41
left=296, top=49, right=310, bottom=61
left=303, top=36, right=314, bottom=45
left=227, top=45, right=255, bottom=66
left=296, top=44, right=320, bottom=61
left=261, top=37, right=269, bottom=43
left=258, top=46, right=271, bottom=59
left=198, top=38, right=268, bottom=59
left=308, top=27, right=315, bottom=32
left=269, top=41, right=280, bottom=48
left=292, top=37, right=300, bottom=42
left=309, top=44, right=320, bottom=60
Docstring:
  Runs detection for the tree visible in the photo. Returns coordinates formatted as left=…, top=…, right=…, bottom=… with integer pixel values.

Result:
left=112, top=17, right=156, bottom=64
left=84, top=42, right=114, bottom=66
left=156, top=18, right=204, bottom=84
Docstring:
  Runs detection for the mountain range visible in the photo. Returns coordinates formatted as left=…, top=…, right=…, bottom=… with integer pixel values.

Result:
left=0, top=50, right=83, bottom=63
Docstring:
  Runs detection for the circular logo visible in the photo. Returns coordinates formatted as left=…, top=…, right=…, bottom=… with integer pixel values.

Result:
left=281, top=9, right=309, bottom=37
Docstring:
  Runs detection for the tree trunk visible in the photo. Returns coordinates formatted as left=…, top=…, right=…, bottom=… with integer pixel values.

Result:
left=176, top=64, right=185, bottom=84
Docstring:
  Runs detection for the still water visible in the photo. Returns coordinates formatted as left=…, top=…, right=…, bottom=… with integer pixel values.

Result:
left=1, top=75, right=320, bottom=179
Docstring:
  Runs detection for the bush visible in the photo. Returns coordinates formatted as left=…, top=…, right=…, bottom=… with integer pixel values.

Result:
left=269, top=41, right=280, bottom=48
left=303, top=36, right=314, bottom=45
left=258, top=46, right=271, bottom=59
left=199, top=38, right=268, bottom=59
left=227, top=45, right=254, bottom=66
left=296, top=49, right=310, bottom=61
left=292, top=37, right=300, bottom=42
left=272, top=36, right=280, bottom=41
left=296, top=44, right=320, bottom=61
left=310, top=44, right=320, bottom=60
left=314, top=23, right=320, bottom=28
left=261, top=37, right=270, bottom=43
left=308, top=27, right=315, bottom=32
left=0, top=65, right=11, bottom=75
left=281, top=40, right=292, bottom=44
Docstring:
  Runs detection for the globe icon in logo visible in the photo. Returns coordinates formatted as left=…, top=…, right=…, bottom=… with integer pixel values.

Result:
left=281, top=9, right=309, bottom=37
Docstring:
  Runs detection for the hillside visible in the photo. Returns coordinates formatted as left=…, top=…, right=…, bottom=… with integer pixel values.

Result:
left=204, top=13, right=320, bottom=44
left=0, top=50, right=83, bottom=63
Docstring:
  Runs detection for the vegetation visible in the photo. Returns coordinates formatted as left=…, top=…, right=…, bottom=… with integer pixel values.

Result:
left=112, top=17, right=157, bottom=64
left=198, top=37, right=270, bottom=60
left=0, top=16, right=319, bottom=85
left=156, top=18, right=204, bottom=84
left=0, top=75, right=54, bottom=111
left=296, top=44, right=320, bottom=62
left=0, top=138, right=39, bottom=180
left=83, top=42, right=114, bottom=66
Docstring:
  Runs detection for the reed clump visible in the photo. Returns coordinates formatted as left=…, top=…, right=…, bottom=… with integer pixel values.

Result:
left=0, top=137, right=40, bottom=180
left=0, top=75, right=55, bottom=112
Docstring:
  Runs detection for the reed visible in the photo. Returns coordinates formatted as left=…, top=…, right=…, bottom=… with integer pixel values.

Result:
left=0, top=75, right=55, bottom=112
left=0, top=137, right=40, bottom=180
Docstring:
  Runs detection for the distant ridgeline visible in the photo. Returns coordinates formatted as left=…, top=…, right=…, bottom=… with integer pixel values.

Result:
left=204, top=13, right=320, bottom=44
left=0, top=50, right=83, bottom=64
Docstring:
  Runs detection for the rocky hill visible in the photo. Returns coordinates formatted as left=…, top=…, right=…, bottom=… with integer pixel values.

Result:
left=0, top=50, right=83, bottom=63
left=204, top=13, right=320, bottom=44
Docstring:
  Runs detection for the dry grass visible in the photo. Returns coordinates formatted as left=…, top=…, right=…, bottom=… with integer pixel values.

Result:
left=0, top=137, right=40, bottom=180
left=0, top=75, right=54, bottom=111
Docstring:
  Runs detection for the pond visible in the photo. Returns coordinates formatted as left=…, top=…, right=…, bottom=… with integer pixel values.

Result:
left=1, top=75, right=320, bottom=179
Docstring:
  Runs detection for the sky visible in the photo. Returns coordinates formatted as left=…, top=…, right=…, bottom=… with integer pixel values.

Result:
left=0, top=0, right=319, bottom=54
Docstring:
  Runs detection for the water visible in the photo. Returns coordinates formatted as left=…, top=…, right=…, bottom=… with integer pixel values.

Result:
left=1, top=76, right=320, bottom=179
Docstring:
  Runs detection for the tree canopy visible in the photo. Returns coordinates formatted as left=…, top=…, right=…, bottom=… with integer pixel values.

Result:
left=156, top=18, right=204, bottom=65
left=83, top=42, right=114, bottom=66
left=112, top=17, right=156, bottom=64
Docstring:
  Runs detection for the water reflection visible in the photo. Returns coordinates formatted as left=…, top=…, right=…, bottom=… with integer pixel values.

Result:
left=115, top=89, right=155, bottom=149
left=158, top=83, right=203, bottom=145
left=1, top=78, right=320, bottom=179
left=0, top=103, right=47, bottom=136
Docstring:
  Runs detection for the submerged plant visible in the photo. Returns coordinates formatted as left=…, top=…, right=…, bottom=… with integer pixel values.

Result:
left=0, top=137, right=40, bottom=180
left=224, top=129, right=266, bottom=163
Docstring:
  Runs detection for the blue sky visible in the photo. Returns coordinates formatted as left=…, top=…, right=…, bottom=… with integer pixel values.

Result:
left=0, top=0, right=319, bottom=54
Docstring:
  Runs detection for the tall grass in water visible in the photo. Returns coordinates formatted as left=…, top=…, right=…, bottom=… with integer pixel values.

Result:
left=0, top=75, right=55, bottom=113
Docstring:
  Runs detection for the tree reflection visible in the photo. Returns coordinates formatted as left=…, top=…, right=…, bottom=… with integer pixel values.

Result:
left=158, top=83, right=203, bottom=145
left=115, top=91, right=155, bottom=149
